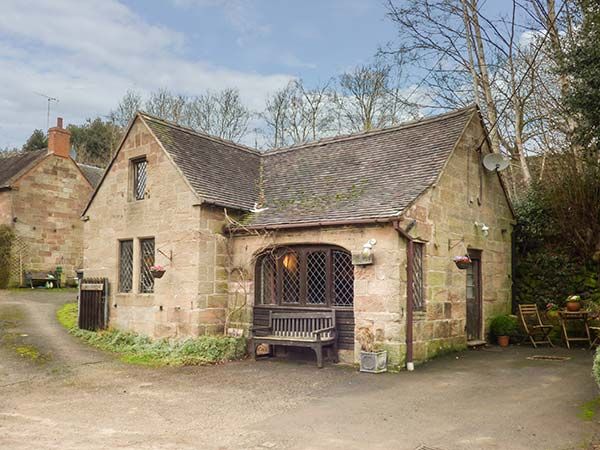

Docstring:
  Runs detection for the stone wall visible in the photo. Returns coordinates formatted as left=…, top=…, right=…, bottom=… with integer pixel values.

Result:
left=229, top=224, right=406, bottom=367
left=401, top=114, right=514, bottom=361
left=0, top=191, right=13, bottom=226
left=11, top=155, right=92, bottom=280
left=83, top=117, right=228, bottom=338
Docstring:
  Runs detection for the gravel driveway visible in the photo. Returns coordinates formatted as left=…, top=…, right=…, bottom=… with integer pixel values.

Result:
left=0, top=290, right=598, bottom=450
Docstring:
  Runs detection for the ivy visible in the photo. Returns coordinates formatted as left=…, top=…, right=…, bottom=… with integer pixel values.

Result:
left=0, top=225, right=14, bottom=289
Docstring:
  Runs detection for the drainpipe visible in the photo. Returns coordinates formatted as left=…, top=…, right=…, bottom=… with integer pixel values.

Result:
left=393, top=221, right=414, bottom=372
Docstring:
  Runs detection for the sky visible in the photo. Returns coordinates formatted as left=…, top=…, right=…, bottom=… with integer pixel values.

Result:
left=0, top=0, right=397, bottom=149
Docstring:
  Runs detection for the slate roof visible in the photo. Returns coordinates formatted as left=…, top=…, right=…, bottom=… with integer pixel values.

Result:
left=141, top=114, right=261, bottom=210
left=248, top=107, right=475, bottom=227
left=0, top=149, right=47, bottom=187
left=77, top=163, right=104, bottom=188
left=91, top=107, right=477, bottom=226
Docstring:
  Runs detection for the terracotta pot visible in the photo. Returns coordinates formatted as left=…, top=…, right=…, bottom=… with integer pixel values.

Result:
left=566, top=301, right=581, bottom=312
left=497, top=335, right=510, bottom=347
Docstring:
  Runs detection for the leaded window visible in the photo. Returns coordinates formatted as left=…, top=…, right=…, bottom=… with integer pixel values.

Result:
left=132, top=158, right=147, bottom=201
left=259, top=254, right=276, bottom=305
left=333, top=250, right=354, bottom=306
left=411, top=242, right=425, bottom=310
left=140, top=238, right=155, bottom=293
left=257, top=245, right=354, bottom=308
left=118, top=240, right=133, bottom=293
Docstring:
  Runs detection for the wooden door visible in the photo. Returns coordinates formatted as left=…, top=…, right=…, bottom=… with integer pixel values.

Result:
left=466, top=250, right=482, bottom=341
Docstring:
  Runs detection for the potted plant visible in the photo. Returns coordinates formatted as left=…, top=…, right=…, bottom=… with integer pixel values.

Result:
left=150, top=264, right=166, bottom=279
left=566, top=295, right=582, bottom=312
left=453, top=255, right=472, bottom=270
left=490, top=315, right=518, bottom=347
left=545, top=302, right=560, bottom=320
left=357, top=327, right=387, bottom=373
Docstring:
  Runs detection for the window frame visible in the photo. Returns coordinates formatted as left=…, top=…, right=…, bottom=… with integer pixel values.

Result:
left=255, top=245, right=354, bottom=309
left=131, top=157, right=147, bottom=201
left=118, top=239, right=134, bottom=293
left=139, top=237, right=155, bottom=294
left=411, top=242, right=426, bottom=311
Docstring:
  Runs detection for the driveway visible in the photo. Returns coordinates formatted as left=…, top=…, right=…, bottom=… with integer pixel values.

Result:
left=0, top=290, right=598, bottom=450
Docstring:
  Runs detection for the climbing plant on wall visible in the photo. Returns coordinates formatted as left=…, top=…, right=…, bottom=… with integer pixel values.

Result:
left=0, top=225, right=15, bottom=288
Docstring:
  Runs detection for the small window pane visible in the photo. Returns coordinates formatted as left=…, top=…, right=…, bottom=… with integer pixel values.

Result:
left=333, top=250, right=354, bottom=307
left=260, top=254, right=276, bottom=305
left=133, top=159, right=147, bottom=200
left=119, top=240, right=133, bottom=293
left=412, top=243, right=425, bottom=310
left=281, top=250, right=300, bottom=303
left=307, top=251, right=327, bottom=304
left=140, top=238, right=155, bottom=293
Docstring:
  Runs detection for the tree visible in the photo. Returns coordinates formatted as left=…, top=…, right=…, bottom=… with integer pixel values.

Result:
left=335, top=61, right=409, bottom=132
left=68, top=118, right=123, bottom=167
left=539, top=0, right=600, bottom=261
left=184, top=88, right=250, bottom=142
left=22, top=129, right=47, bottom=152
left=111, top=87, right=251, bottom=143
left=110, top=89, right=142, bottom=128
left=384, top=0, right=573, bottom=192
left=261, top=80, right=335, bottom=147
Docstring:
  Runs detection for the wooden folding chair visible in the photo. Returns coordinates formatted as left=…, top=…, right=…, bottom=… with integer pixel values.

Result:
left=518, top=304, right=554, bottom=348
left=590, top=326, right=600, bottom=349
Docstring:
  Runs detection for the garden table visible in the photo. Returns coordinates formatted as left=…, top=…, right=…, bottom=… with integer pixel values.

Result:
left=558, top=310, right=592, bottom=349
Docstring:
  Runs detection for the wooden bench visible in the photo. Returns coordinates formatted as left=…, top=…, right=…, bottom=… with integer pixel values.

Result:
left=25, top=271, right=59, bottom=289
left=252, top=310, right=338, bottom=368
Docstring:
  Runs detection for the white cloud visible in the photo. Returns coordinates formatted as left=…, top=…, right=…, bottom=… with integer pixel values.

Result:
left=0, top=0, right=293, bottom=148
left=171, top=0, right=271, bottom=46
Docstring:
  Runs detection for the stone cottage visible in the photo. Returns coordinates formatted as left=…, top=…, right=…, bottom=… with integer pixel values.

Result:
left=0, top=118, right=103, bottom=285
left=82, top=106, right=514, bottom=369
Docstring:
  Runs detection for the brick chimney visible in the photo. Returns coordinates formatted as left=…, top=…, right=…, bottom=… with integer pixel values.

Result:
left=48, top=117, right=71, bottom=158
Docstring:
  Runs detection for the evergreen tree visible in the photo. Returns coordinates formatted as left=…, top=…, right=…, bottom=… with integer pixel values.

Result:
left=22, top=129, right=47, bottom=151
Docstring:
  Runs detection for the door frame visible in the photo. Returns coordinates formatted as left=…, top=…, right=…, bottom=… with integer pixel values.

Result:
left=466, top=249, right=483, bottom=341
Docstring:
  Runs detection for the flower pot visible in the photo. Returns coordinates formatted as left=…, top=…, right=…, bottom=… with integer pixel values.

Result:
left=497, top=335, right=510, bottom=347
left=566, top=301, right=581, bottom=312
left=360, top=350, right=387, bottom=373
left=151, top=269, right=166, bottom=279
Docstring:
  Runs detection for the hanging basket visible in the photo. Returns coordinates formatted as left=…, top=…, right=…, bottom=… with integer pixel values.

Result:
left=150, top=266, right=166, bottom=279
left=453, top=256, right=472, bottom=270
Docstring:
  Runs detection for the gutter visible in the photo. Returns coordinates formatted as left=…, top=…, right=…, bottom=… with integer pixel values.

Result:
left=393, top=220, right=415, bottom=372
left=229, top=216, right=398, bottom=234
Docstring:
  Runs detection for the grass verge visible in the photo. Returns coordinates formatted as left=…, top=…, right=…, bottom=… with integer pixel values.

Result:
left=56, top=302, right=246, bottom=366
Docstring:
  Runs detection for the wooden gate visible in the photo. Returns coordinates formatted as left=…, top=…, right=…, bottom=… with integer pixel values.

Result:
left=78, top=278, right=108, bottom=331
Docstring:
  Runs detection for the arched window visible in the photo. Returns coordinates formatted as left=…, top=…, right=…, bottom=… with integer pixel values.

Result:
left=256, top=245, right=354, bottom=308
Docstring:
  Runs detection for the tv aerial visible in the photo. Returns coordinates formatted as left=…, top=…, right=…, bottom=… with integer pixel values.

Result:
left=482, top=153, right=509, bottom=172
left=35, top=92, right=59, bottom=129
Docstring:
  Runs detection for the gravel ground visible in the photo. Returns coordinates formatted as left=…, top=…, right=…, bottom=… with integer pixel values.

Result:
left=0, top=289, right=599, bottom=450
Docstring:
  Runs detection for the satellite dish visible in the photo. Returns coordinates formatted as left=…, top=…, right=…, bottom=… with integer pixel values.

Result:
left=483, top=153, right=509, bottom=172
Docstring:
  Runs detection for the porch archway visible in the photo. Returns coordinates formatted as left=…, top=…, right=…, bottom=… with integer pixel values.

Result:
left=253, top=245, right=355, bottom=350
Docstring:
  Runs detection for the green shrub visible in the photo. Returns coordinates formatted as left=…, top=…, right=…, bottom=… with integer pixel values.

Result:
left=56, top=302, right=78, bottom=329
left=490, top=315, right=518, bottom=337
left=56, top=303, right=246, bottom=366
left=0, top=225, right=14, bottom=288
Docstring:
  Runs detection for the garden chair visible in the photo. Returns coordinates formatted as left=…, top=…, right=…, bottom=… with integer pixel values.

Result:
left=518, top=304, right=554, bottom=348
left=589, top=326, right=600, bottom=349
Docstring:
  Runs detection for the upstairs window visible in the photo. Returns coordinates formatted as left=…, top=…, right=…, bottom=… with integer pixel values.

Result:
left=132, top=158, right=147, bottom=201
